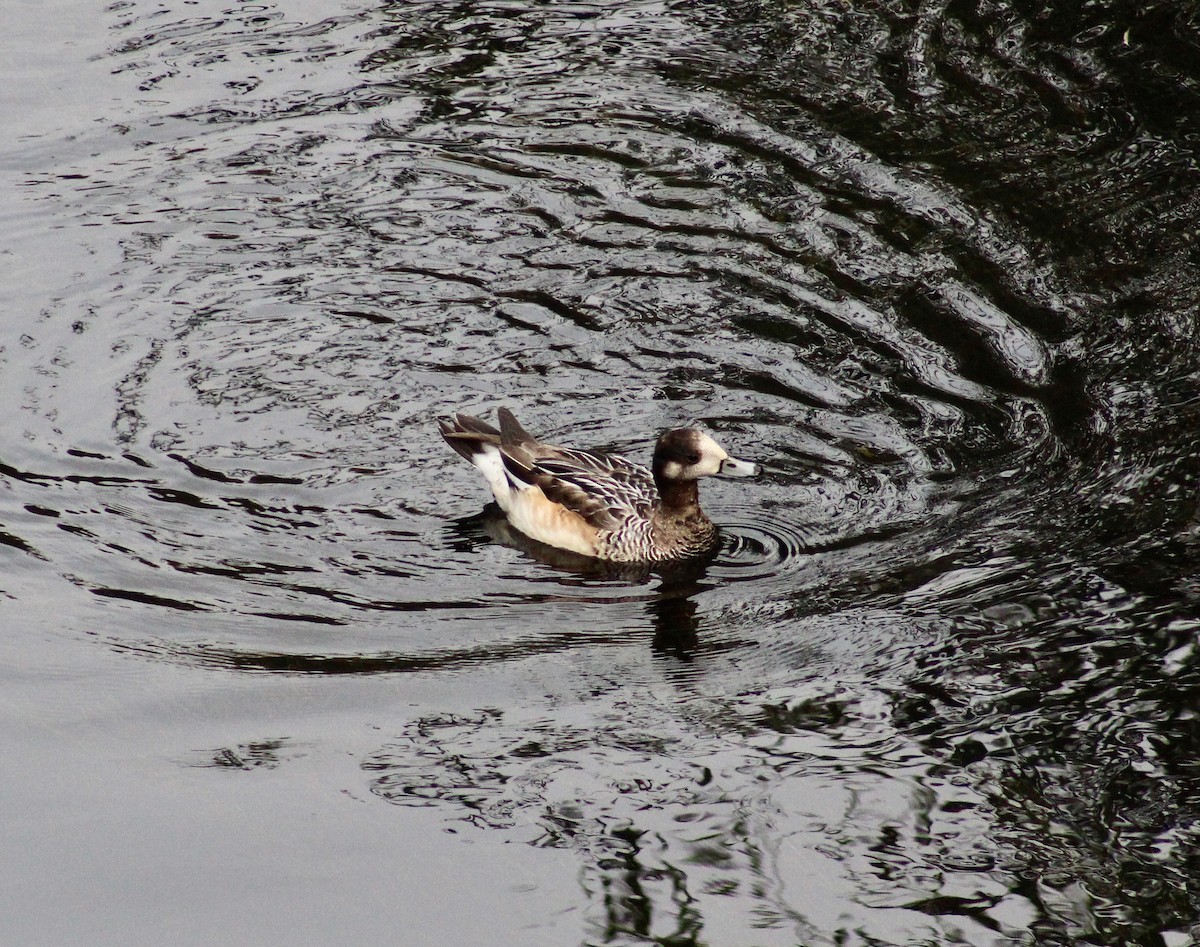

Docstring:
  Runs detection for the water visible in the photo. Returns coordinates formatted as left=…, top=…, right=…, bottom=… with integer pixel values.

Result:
left=4, top=0, right=1200, bottom=944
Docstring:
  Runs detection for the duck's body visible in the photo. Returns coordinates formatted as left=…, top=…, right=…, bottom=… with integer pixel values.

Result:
left=438, top=408, right=759, bottom=562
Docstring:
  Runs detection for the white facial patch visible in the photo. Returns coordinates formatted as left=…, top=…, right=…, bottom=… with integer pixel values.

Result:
left=689, top=433, right=728, bottom=477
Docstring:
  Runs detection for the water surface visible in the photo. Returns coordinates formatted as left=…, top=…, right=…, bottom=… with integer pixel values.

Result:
left=4, top=1, right=1200, bottom=944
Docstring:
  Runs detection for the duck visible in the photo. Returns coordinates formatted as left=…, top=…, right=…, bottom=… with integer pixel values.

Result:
left=438, top=408, right=760, bottom=562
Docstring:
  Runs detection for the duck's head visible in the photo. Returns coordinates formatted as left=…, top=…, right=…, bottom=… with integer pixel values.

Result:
left=653, top=428, right=761, bottom=482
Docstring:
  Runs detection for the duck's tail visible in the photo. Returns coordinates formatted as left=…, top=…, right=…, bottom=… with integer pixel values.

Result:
left=439, top=410, right=532, bottom=508
left=437, top=412, right=501, bottom=464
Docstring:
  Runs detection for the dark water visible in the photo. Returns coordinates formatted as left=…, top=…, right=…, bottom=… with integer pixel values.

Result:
left=4, top=0, right=1200, bottom=943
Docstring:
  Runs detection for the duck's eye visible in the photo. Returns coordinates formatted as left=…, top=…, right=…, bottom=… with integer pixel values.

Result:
left=687, top=452, right=701, bottom=464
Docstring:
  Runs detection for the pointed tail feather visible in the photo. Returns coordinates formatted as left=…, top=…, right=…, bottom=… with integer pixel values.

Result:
left=438, top=413, right=501, bottom=464
left=450, top=412, right=499, bottom=436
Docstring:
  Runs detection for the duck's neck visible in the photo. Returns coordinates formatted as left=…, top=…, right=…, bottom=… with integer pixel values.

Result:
left=655, top=476, right=701, bottom=517
left=652, top=476, right=716, bottom=557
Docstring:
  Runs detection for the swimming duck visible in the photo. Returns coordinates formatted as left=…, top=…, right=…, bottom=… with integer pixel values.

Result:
left=438, top=408, right=760, bottom=562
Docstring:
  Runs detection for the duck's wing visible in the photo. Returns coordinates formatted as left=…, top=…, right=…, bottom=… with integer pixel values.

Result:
left=537, top=448, right=657, bottom=522
left=501, top=444, right=657, bottom=533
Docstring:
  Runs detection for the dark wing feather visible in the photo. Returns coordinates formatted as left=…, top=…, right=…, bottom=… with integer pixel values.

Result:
left=497, top=407, right=536, bottom=448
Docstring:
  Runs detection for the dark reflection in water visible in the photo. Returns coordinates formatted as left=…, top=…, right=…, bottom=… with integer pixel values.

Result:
left=4, top=0, right=1200, bottom=943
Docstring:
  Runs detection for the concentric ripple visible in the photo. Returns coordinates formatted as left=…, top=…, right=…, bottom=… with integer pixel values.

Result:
left=714, top=510, right=821, bottom=582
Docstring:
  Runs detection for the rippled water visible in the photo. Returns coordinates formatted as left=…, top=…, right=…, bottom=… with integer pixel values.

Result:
left=4, top=0, right=1200, bottom=944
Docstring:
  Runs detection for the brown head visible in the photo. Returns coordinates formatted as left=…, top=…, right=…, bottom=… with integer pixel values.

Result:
left=652, top=429, right=760, bottom=508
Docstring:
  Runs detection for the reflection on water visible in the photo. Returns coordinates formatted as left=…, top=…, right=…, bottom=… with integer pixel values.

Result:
left=4, top=0, right=1200, bottom=943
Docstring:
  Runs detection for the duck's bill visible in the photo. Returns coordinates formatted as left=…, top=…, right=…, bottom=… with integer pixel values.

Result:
left=719, top=456, right=761, bottom=477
